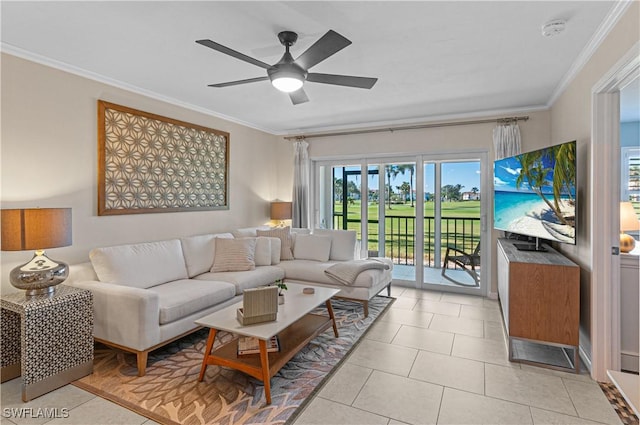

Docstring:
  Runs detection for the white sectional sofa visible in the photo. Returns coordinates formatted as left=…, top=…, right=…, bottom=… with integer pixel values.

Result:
left=67, top=226, right=392, bottom=376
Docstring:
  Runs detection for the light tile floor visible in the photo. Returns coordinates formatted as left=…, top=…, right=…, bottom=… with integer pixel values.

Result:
left=293, top=285, right=623, bottom=425
left=0, top=286, right=623, bottom=425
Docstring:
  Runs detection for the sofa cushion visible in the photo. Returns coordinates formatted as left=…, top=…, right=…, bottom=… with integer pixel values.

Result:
left=195, top=266, right=285, bottom=295
left=293, top=234, right=332, bottom=262
left=180, top=232, right=234, bottom=277
left=277, top=258, right=393, bottom=288
left=254, top=237, right=272, bottom=266
left=90, top=239, right=188, bottom=289
left=268, top=237, right=281, bottom=265
left=257, top=226, right=294, bottom=260
left=231, top=226, right=271, bottom=238
left=211, top=238, right=256, bottom=272
left=313, top=229, right=357, bottom=261
left=149, top=279, right=236, bottom=325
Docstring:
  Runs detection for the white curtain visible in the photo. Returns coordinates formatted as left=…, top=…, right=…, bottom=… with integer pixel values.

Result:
left=493, top=122, right=522, bottom=159
left=292, top=140, right=310, bottom=228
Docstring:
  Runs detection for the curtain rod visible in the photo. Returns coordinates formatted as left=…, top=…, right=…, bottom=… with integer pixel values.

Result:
left=284, top=115, right=529, bottom=141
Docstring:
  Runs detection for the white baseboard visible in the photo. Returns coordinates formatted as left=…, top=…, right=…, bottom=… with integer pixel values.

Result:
left=487, top=291, right=498, bottom=300
left=621, top=351, right=639, bottom=373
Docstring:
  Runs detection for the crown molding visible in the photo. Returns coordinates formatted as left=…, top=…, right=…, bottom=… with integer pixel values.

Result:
left=278, top=105, right=549, bottom=137
left=0, top=43, right=280, bottom=136
left=547, top=0, right=634, bottom=107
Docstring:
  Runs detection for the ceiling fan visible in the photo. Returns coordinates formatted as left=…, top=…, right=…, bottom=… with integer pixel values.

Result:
left=196, top=30, right=378, bottom=105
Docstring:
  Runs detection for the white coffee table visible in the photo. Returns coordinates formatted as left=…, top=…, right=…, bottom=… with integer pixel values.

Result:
left=195, top=283, right=340, bottom=404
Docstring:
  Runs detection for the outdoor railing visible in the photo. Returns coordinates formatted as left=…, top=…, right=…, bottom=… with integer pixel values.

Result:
left=333, top=214, right=480, bottom=268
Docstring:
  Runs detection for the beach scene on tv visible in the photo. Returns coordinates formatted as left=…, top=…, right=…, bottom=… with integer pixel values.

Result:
left=494, top=141, right=576, bottom=244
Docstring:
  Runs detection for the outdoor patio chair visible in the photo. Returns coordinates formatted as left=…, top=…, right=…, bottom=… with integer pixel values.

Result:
left=441, top=242, right=480, bottom=286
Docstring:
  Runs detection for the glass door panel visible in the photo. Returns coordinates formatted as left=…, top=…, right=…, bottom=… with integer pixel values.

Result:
left=423, top=163, right=437, bottom=275
left=366, top=165, right=382, bottom=257
left=437, top=161, right=481, bottom=288
left=383, top=161, right=417, bottom=282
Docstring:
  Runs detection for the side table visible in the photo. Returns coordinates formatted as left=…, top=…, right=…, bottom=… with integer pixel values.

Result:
left=1, top=285, right=93, bottom=401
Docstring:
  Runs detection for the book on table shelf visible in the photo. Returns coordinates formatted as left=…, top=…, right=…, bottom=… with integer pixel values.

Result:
left=237, top=335, right=280, bottom=356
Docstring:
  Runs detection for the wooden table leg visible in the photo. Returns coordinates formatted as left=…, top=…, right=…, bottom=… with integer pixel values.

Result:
left=259, top=339, right=271, bottom=404
left=326, top=300, right=339, bottom=337
left=198, top=328, right=217, bottom=382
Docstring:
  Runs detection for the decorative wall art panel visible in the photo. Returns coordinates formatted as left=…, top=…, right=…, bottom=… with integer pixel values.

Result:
left=98, top=101, right=229, bottom=215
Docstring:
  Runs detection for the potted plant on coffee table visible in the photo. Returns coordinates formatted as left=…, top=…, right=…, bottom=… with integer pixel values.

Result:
left=275, top=280, right=287, bottom=304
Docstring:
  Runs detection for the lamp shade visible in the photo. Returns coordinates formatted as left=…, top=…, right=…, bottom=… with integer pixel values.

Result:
left=270, top=202, right=292, bottom=221
left=1, top=208, right=72, bottom=251
left=620, top=202, right=640, bottom=231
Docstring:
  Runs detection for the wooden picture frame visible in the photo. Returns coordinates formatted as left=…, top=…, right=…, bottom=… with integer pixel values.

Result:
left=97, top=101, right=229, bottom=215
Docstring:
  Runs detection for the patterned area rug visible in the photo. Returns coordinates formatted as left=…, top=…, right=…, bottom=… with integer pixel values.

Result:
left=73, top=296, right=394, bottom=425
left=600, top=382, right=639, bottom=425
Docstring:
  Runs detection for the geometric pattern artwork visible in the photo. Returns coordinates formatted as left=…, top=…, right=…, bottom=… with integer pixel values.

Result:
left=98, top=101, right=229, bottom=215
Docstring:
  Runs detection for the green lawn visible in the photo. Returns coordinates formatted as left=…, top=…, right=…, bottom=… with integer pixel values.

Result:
left=333, top=200, right=481, bottom=265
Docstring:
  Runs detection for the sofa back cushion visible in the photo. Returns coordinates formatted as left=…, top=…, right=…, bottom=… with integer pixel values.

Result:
left=268, top=237, right=282, bottom=265
left=256, top=226, right=294, bottom=260
left=313, top=229, right=357, bottom=261
left=90, top=239, right=188, bottom=289
left=180, top=232, right=234, bottom=277
left=254, top=237, right=272, bottom=266
left=231, top=226, right=271, bottom=238
left=211, top=237, right=256, bottom=272
left=293, top=234, right=332, bottom=262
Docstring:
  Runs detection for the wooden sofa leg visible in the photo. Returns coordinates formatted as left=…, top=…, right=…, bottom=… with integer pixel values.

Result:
left=363, top=300, right=369, bottom=318
left=136, top=351, right=148, bottom=377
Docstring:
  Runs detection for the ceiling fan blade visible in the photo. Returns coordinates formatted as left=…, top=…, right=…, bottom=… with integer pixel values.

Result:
left=289, top=88, right=309, bottom=105
left=208, top=76, right=269, bottom=88
left=307, top=73, right=378, bottom=89
left=294, top=30, right=351, bottom=70
left=196, top=39, right=271, bottom=70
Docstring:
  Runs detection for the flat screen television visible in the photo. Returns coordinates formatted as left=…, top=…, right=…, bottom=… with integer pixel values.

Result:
left=494, top=140, right=576, bottom=251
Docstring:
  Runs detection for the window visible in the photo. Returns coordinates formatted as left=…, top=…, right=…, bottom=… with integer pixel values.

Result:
left=622, top=147, right=640, bottom=204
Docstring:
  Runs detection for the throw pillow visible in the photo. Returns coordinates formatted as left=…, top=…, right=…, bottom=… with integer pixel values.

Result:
left=254, top=237, right=272, bottom=266
left=313, top=229, right=357, bottom=261
left=180, top=233, right=234, bottom=277
left=231, top=226, right=270, bottom=238
left=211, top=238, right=256, bottom=272
left=293, top=234, right=332, bottom=262
left=256, top=226, right=294, bottom=260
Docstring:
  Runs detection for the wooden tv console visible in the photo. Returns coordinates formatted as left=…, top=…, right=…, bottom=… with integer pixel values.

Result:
left=497, top=238, right=580, bottom=372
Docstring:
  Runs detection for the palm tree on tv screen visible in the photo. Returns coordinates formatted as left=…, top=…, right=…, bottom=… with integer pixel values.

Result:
left=515, top=144, right=575, bottom=227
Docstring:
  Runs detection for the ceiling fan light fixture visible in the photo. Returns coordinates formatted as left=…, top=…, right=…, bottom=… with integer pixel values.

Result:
left=271, top=76, right=304, bottom=93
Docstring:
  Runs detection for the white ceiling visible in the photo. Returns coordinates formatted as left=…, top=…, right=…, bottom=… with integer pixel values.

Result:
left=1, top=1, right=626, bottom=135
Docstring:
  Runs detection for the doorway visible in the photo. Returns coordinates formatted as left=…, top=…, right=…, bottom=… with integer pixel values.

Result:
left=591, top=42, right=639, bottom=383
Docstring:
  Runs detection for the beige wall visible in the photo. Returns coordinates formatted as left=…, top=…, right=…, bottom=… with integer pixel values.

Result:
left=0, top=54, right=282, bottom=294
left=279, top=109, right=552, bottom=294
left=549, top=2, right=640, bottom=358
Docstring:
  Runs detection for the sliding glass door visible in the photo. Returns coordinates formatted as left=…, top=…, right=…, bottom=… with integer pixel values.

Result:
left=313, top=152, right=488, bottom=295
left=426, top=160, right=482, bottom=291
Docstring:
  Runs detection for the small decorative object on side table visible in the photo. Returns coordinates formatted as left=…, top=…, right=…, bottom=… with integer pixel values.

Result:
left=0, top=285, right=93, bottom=401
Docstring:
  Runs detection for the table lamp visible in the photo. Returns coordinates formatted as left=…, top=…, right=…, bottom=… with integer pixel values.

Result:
left=270, top=201, right=292, bottom=227
left=620, top=202, right=639, bottom=253
left=1, top=208, right=72, bottom=296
